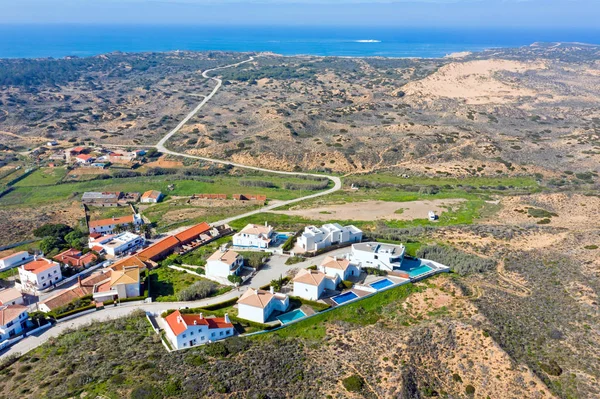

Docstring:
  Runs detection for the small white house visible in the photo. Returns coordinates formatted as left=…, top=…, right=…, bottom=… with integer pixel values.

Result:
left=237, top=287, right=289, bottom=323
left=428, top=211, right=437, bottom=221
left=0, top=305, right=29, bottom=342
left=0, top=251, right=34, bottom=272
left=350, top=242, right=405, bottom=272
left=0, top=288, right=24, bottom=306
left=140, top=190, right=164, bottom=203
left=89, top=232, right=144, bottom=257
left=293, top=269, right=339, bottom=301
left=18, top=258, right=63, bottom=291
left=232, top=223, right=274, bottom=249
left=318, top=255, right=361, bottom=281
left=163, top=310, right=234, bottom=350
left=297, top=223, right=363, bottom=252
left=205, top=248, right=243, bottom=279
left=92, top=267, right=141, bottom=302
left=88, top=214, right=143, bottom=234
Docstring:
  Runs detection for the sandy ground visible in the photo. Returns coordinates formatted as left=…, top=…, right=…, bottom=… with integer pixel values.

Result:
left=145, top=157, right=184, bottom=168
left=403, top=59, right=546, bottom=105
left=273, top=199, right=466, bottom=221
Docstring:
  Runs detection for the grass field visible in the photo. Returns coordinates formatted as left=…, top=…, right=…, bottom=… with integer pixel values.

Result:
left=348, top=173, right=540, bottom=189
left=13, top=167, right=68, bottom=187
left=0, top=173, right=328, bottom=206
left=148, top=266, right=230, bottom=302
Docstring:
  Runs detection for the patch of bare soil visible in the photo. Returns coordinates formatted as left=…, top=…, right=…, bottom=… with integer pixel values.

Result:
left=272, top=199, right=465, bottom=221
left=145, top=156, right=184, bottom=168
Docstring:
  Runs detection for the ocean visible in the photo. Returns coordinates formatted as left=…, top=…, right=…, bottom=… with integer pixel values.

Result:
left=0, top=25, right=599, bottom=59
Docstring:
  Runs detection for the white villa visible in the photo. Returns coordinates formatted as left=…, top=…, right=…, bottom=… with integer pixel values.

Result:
left=297, top=223, right=363, bottom=252
left=92, top=267, right=141, bottom=302
left=237, top=287, right=289, bottom=323
left=232, top=223, right=274, bottom=249
left=164, top=310, right=234, bottom=350
left=18, top=257, right=63, bottom=291
left=205, top=248, right=243, bottom=279
left=88, top=214, right=143, bottom=235
left=350, top=242, right=405, bottom=272
left=0, top=305, right=29, bottom=342
left=0, top=251, right=34, bottom=271
left=318, top=255, right=361, bottom=281
left=89, top=231, right=144, bottom=257
left=293, top=268, right=339, bottom=301
left=0, top=288, right=24, bottom=306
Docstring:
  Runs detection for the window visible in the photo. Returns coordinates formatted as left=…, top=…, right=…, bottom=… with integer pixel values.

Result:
left=190, top=331, right=194, bottom=336
left=43, top=283, right=46, bottom=287
left=219, top=331, right=223, bottom=336
left=226, top=330, right=230, bottom=335
left=54, top=270, right=57, bottom=274
left=201, top=336, right=205, bottom=341
left=41, top=276, right=45, bottom=280
left=55, top=277, right=58, bottom=281
left=211, top=332, right=215, bottom=337
left=182, top=333, right=186, bottom=338
left=183, top=343, right=187, bottom=347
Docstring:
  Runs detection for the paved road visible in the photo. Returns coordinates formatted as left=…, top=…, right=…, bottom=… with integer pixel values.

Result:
left=155, top=56, right=343, bottom=227
left=0, top=57, right=347, bottom=360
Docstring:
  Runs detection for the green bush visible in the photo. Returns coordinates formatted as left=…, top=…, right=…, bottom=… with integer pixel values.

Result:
left=228, top=274, right=243, bottom=284
left=537, top=218, right=551, bottom=225
left=285, top=256, right=304, bottom=265
left=452, top=373, right=462, bottom=382
left=52, top=304, right=96, bottom=319
left=363, top=267, right=387, bottom=276
left=176, top=280, right=216, bottom=301
left=342, top=374, right=364, bottom=392
left=338, top=280, right=353, bottom=290
left=465, top=385, right=475, bottom=395
left=417, top=245, right=495, bottom=275
left=527, top=208, right=557, bottom=218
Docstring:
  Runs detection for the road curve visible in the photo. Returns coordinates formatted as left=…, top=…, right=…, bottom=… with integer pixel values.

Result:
left=155, top=55, right=342, bottom=227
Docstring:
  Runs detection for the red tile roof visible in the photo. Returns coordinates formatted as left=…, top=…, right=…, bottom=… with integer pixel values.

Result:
left=0, top=304, right=27, bottom=325
left=164, top=310, right=232, bottom=337
left=174, top=222, right=210, bottom=243
left=89, top=215, right=135, bottom=228
left=40, top=273, right=108, bottom=311
left=22, top=258, right=58, bottom=274
left=136, top=236, right=180, bottom=261
left=76, top=154, right=93, bottom=161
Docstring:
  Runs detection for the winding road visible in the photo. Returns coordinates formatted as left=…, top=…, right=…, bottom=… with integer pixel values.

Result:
left=156, top=55, right=342, bottom=227
left=0, top=56, right=344, bottom=360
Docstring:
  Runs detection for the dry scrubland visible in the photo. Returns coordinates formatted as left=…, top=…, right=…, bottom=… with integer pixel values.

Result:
left=0, top=44, right=600, bottom=398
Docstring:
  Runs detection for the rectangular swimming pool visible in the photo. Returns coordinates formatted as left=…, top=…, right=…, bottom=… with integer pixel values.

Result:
left=331, top=291, right=359, bottom=305
left=276, top=309, right=306, bottom=324
left=369, top=278, right=395, bottom=290
left=399, top=258, right=434, bottom=278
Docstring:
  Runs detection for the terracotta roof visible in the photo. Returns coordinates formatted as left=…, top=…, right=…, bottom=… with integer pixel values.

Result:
left=76, top=154, right=93, bottom=161
left=141, top=190, right=162, bottom=200
left=53, top=249, right=97, bottom=267
left=40, top=273, right=107, bottom=311
left=320, top=256, right=351, bottom=271
left=0, top=288, right=22, bottom=305
left=0, top=251, right=29, bottom=262
left=0, top=304, right=27, bottom=326
left=21, top=258, right=59, bottom=274
left=137, top=236, right=180, bottom=261
left=207, top=249, right=240, bottom=265
left=91, top=245, right=104, bottom=252
left=89, top=215, right=135, bottom=228
left=110, top=267, right=140, bottom=287
left=174, top=222, right=211, bottom=243
left=71, top=146, right=85, bottom=153
left=237, top=288, right=284, bottom=309
left=109, top=255, right=147, bottom=271
left=165, top=310, right=232, bottom=337
left=294, top=269, right=326, bottom=286
left=238, top=224, right=272, bottom=236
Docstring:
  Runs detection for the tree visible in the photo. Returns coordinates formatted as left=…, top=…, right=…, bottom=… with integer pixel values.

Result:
left=64, top=230, right=87, bottom=249
left=140, top=224, right=152, bottom=239
left=113, top=224, right=124, bottom=234
left=33, top=223, right=72, bottom=239
left=39, top=236, right=61, bottom=254
left=126, top=222, right=136, bottom=232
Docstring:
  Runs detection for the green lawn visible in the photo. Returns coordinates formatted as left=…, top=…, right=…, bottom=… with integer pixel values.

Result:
left=270, top=283, right=422, bottom=340
left=148, top=266, right=231, bottom=302
left=348, top=173, right=539, bottom=189
left=13, top=167, right=68, bottom=187
left=0, top=173, right=326, bottom=207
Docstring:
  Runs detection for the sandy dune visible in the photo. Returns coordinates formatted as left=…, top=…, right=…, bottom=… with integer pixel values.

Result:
left=403, top=59, right=545, bottom=104
left=274, top=198, right=466, bottom=221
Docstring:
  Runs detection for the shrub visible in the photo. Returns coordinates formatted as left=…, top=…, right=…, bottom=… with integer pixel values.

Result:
left=584, top=245, right=598, bottom=250
left=417, top=245, right=495, bottom=275
left=540, top=360, right=563, bottom=376
left=452, top=373, right=462, bottom=382
left=537, top=218, right=551, bottom=225
left=363, top=267, right=387, bottom=276
left=130, top=385, right=162, bottom=399
left=176, top=281, right=216, bottom=301
left=465, top=385, right=475, bottom=395
left=527, top=208, right=557, bottom=218
left=342, top=374, right=364, bottom=392
left=227, top=274, right=242, bottom=284
left=338, top=280, right=353, bottom=290
left=203, top=341, right=228, bottom=358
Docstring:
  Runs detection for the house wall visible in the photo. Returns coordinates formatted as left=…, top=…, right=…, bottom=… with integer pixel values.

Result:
left=232, top=233, right=270, bottom=249
left=19, top=264, right=62, bottom=290
left=124, top=282, right=140, bottom=298
left=169, top=323, right=234, bottom=350
left=0, top=311, right=28, bottom=342
left=206, top=260, right=231, bottom=278
left=351, top=249, right=403, bottom=271
left=0, top=253, right=34, bottom=271
left=293, top=281, right=323, bottom=301
left=237, top=303, right=266, bottom=323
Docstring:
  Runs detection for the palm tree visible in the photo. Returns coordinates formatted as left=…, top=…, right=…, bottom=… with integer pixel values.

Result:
left=140, top=224, right=152, bottom=239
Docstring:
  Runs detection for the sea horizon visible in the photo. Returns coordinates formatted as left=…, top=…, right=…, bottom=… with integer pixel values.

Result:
left=0, top=24, right=599, bottom=59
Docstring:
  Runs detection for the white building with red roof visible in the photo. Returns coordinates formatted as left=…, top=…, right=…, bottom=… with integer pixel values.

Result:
left=0, top=304, right=29, bottom=342
left=293, top=268, right=339, bottom=301
left=232, top=223, right=274, bottom=249
left=88, top=214, right=142, bottom=234
left=88, top=232, right=144, bottom=257
left=163, top=310, right=234, bottom=350
left=75, top=154, right=95, bottom=164
left=18, top=257, right=63, bottom=291
left=205, top=248, right=243, bottom=279
left=236, top=287, right=289, bottom=324
left=0, top=251, right=34, bottom=272
left=318, top=255, right=361, bottom=281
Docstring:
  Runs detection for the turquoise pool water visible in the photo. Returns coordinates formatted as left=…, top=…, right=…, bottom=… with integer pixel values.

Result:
left=331, top=291, right=359, bottom=305
left=276, top=309, right=306, bottom=324
left=370, top=278, right=395, bottom=290
left=399, top=259, right=434, bottom=278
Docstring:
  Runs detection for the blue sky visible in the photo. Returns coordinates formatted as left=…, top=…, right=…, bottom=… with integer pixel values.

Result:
left=1, top=0, right=599, bottom=28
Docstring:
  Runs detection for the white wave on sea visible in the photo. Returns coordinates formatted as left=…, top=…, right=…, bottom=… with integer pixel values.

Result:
left=354, top=39, right=381, bottom=43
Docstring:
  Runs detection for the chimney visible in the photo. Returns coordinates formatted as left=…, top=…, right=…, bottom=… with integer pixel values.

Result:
left=269, top=286, right=274, bottom=295
left=77, top=275, right=82, bottom=287
left=177, top=315, right=183, bottom=324
left=333, top=256, right=337, bottom=261
left=199, top=313, right=203, bottom=319
left=193, top=320, right=197, bottom=325
left=264, top=221, right=267, bottom=227
left=224, top=313, right=230, bottom=324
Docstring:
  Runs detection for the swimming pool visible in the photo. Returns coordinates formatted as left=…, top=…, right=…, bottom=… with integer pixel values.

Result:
left=331, top=291, right=359, bottom=305
left=276, top=233, right=291, bottom=240
left=369, top=278, right=395, bottom=290
left=399, top=258, right=434, bottom=278
left=276, top=309, right=306, bottom=324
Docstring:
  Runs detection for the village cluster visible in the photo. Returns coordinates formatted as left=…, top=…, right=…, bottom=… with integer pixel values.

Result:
left=0, top=183, right=448, bottom=352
